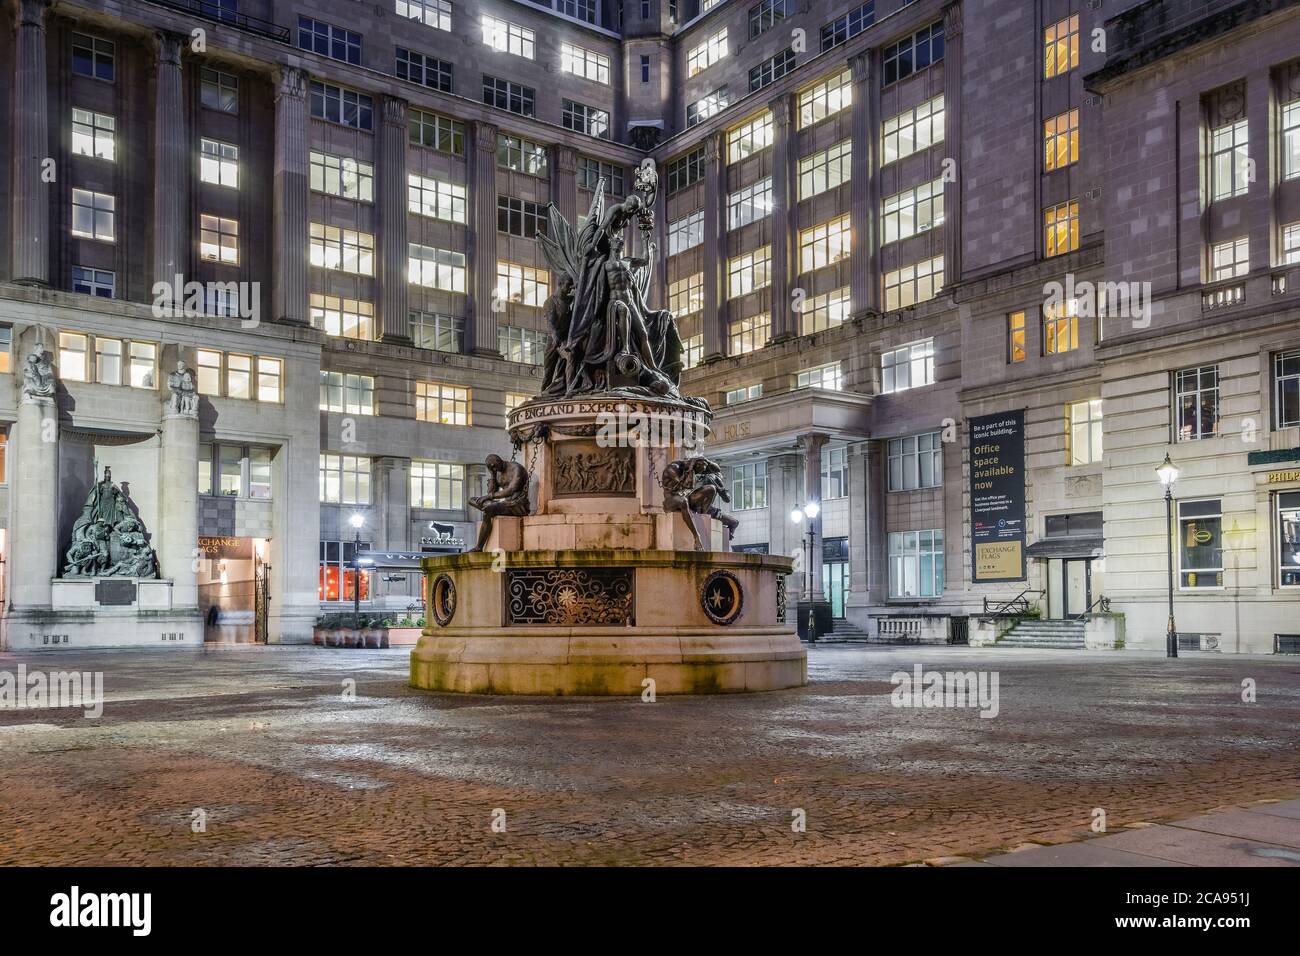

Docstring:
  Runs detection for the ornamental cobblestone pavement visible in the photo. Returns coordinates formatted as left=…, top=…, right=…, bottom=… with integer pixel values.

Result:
left=0, top=645, right=1297, bottom=866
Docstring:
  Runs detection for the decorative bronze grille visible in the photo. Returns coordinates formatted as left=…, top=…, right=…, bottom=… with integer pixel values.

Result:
left=505, top=568, right=634, bottom=626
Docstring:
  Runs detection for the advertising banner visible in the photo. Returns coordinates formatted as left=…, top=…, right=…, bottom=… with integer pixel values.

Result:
left=969, top=411, right=1027, bottom=582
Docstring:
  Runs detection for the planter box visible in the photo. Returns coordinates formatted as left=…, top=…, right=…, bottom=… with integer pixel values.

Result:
left=386, top=627, right=422, bottom=647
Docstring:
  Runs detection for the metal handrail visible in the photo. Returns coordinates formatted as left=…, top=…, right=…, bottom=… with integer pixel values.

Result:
left=145, top=0, right=292, bottom=42
left=982, top=589, right=1042, bottom=616
left=1086, top=594, right=1112, bottom=614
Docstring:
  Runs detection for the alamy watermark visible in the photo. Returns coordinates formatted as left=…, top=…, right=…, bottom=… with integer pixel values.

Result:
left=890, top=664, right=1000, bottom=719
left=595, top=405, right=707, bottom=449
left=0, top=665, right=104, bottom=718
left=151, top=273, right=261, bottom=328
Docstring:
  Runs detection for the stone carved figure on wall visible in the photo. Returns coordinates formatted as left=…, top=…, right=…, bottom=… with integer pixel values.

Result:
left=468, top=454, right=530, bottom=552
left=661, top=456, right=739, bottom=551
left=535, top=163, right=704, bottom=408
left=62, top=466, right=159, bottom=578
left=20, top=344, right=56, bottom=403
left=165, top=360, right=199, bottom=416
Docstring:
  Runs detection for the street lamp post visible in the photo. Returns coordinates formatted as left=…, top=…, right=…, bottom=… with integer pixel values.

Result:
left=1156, top=453, right=1179, bottom=659
left=790, top=500, right=821, bottom=641
left=349, top=512, right=365, bottom=631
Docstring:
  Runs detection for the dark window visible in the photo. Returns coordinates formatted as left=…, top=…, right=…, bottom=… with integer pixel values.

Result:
left=72, top=33, right=115, bottom=82
left=483, top=76, right=535, bottom=117
left=497, top=196, right=549, bottom=238
left=578, top=157, right=624, bottom=194
left=667, top=147, right=704, bottom=193
left=883, top=21, right=944, bottom=86
left=820, top=1, right=875, bottom=51
left=749, top=0, right=790, bottom=39
left=409, top=110, right=464, bottom=154
left=310, top=81, right=373, bottom=131
left=749, top=48, right=796, bottom=92
left=298, top=17, right=361, bottom=65
left=1044, top=512, right=1102, bottom=537
left=562, top=99, right=610, bottom=139
left=641, top=55, right=651, bottom=83
left=396, top=48, right=453, bottom=93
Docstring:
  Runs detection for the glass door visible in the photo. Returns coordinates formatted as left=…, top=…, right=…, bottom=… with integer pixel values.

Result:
left=822, top=562, right=848, bottom=619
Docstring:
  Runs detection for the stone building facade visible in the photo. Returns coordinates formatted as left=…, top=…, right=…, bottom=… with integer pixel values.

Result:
left=1, top=0, right=1298, bottom=653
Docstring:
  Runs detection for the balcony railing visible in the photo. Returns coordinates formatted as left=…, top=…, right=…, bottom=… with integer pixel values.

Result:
left=145, top=0, right=291, bottom=43
left=1201, top=280, right=1245, bottom=311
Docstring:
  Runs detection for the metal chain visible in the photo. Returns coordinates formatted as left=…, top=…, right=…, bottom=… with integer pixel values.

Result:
left=648, top=446, right=664, bottom=490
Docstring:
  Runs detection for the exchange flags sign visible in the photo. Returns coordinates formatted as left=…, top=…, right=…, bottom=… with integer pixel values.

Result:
left=969, top=411, right=1027, bottom=582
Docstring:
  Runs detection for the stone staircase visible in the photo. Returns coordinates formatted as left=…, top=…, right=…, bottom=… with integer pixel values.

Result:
left=829, top=619, right=867, bottom=640
left=996, top=618, right=1087, bottom=649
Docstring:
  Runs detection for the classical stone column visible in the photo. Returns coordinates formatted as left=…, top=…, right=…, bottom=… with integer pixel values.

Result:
left=941, top=3, right=963, bottom=284
left=375, top=456, right=411, bottom=551
left=701, top=132, right=727, bottom=360
left=799, top=432, right=830, bottom=604
left=378, top=96, right=411, bottom=344
left=152, top=32, right=189, bottom=288
left=765, top=452, right=801, bottom=563
left=11, top=0, right=53, bottom=284
left=273, top=67, right=310, bottom=325
left=650, top=161, right=669, bottom=311
left=848, top=52, right=878, bottom=316
left=467, top=121, right=501, bottom=356
left=768, top=92, right=797, bottom=342
left=551, top=146, right=578, bottom=226
left=10, top=339, right=59, bottom=609
left=158, top=368, right=199, bottom=609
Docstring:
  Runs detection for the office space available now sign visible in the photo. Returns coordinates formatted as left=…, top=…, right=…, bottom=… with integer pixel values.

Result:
left=969, top=411, right=1027, bottom=582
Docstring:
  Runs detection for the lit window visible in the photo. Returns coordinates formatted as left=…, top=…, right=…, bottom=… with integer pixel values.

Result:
left=1210, top=236, right=1249, bottom=281
left=1175, top=365, right=1219, bottom=441
left=821, top=446, right=849, bottom=500
left=883, top=257, right=944, bottom=311
left=725, top=384, right=762, bottom=405
left=127, top=342, right=157, bottom=389
left=481, top=15, right=534, bottom=59
left=881, top=340, right=934, bottom=394
left=889, top=530, right=944, bottom=597
left=799, top=140, right=851, bottom=200
left=410, top=311, right=464, bottom=353
left=310, top=151, right=374, bottom=202
left=95, top=337, right=121, bottom=385
left=196, top=350, right=222, bottom=395
left=496, top=263, right=550, bottom=308
left=1043, top=299, right=1079, bottom=354
left=800, top=288, right=851, bottom=335
left=1283, top=221, right=1300, bottom=265
left=319, top=454, right=371, bottom=504
left=800, top=215, right=852, bottom=272
left=798, top=70, right=851, bottom=128
left=71, top=109, right=115, bottom=161
left=416, top=382, right=470, bottom=425
left=1043, top=14, right=1079, bottom=79
left=408, top=244, right=466, bottom=291
left=71, top=189, right=115, bottom=241
left=200, top=214, right=239, bottom=264
left=59, top=332, right=89, bottom=382
left=310, top=295, right=374, bottom=340
left=687, top=89, right=729, bottom=128
left=396, top=0, right=451, bottom=31
left=1008, top=311, right=1026, bottom=363
left=881, top=179, right=944, bottom=245
left=728, top=247, right=772, bottom=298
left=730, top=461, right=767, bottom=510
left=310, top=223, right=375, bottom=276
left=1277, top=491, right=1300, bottom=587
left=882, top=95, right=945, bottom=164
left=226, top=354, right=251, bottom=399
left=686, top=28, right=728, bottom=77
left=1044, top=109, right=1079, bottom=171
left=682, top=335, right=703, bottom=370
left=1177, top=499, right=1222, bottom=589
left=668, top=211, right=704, bottom=255
left=1283, top=100, right=1300, bottom=181
left=498, top=326, right=547, bottom=365
left=561, top=42, right=610, bottom=84
left=1210, top=120, right=1250, bottom=201
left=1067, top=399, right=1103, bottom=466
left=1044, top=200, right=1079, bottom=257
left=669, top=273, right=704, bottom=316
left=797, top=362, right=842, bottom=391
left=728, top=313, right=770, bottom=355
left=199, top=139, right=238, bottom=188
left=728, top=113, right=773, bottom=163
left=410, top=461, right=464, bottom=509
left=408, top=174, right=466, bottom=223
left=728, top=179, right=773, bottom=230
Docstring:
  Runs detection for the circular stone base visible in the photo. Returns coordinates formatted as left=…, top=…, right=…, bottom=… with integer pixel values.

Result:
left=410, top=627, right=807, bottom=695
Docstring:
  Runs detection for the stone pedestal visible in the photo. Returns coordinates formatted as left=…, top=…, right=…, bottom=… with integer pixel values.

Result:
left=412, top=397, right=806, bottom=695
left=10, top=399, right=58, bottom=609
left=158, top=412, right=199, bottom=608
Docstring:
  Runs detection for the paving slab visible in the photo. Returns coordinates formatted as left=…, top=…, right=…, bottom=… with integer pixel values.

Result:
left=1091, top=825, right=1300, bottom=867
left=1244, top=798, right=1300, bottom=821
left=1168, top=808, right=1300, bottom=848
left=981, top=841, right=1189, bottom=867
